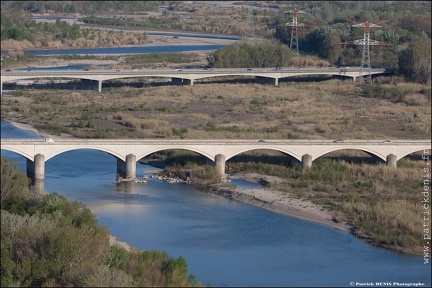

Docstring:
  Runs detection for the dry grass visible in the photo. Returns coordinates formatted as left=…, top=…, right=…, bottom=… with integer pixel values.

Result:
left=340, top=199, right=423, bottom=246
left=2, top=79, right=430, bottom=140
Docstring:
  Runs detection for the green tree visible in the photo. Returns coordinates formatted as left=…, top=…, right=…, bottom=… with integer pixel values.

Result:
left=398, top=38, right=431, bottom=83
left=1, top=157, right=31, bottom=209
left=210, top=40, right=294, bottom=68
left=104, top=245, right=130, bottom=271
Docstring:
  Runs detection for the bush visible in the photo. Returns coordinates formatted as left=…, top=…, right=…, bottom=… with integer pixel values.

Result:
left=1, top=160, right=202, bottom=287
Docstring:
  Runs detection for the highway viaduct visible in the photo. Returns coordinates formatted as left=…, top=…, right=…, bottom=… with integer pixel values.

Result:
left=0, top=66, right=391, bottom=93
left=1, top=138, right=430, bottom=193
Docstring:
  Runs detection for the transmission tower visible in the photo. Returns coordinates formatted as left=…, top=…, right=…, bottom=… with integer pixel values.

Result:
left=341, top=19, right=390, bottom=84
left=243, top=8, right=256, bottom=39
left=284, top=9, right=306, bottom=54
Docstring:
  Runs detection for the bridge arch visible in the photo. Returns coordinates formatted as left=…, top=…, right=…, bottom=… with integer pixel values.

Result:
left=313, top=147, right=386, bottom=162
left=1, top=147, right=33, bottom=161
left=398, top=148, right=431, bottom=161
left=226, top=147, right=302, bottom=162
left=43, top=146, right=124, bottom=161
left=136, top=147, right=215, bottom=163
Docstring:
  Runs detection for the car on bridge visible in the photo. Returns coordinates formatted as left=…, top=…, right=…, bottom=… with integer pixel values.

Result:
left=45, top=138, right=54, bottom=143
left=333, top=139, right=344, bottom=143
left=383, top=140, right=392, bottom=143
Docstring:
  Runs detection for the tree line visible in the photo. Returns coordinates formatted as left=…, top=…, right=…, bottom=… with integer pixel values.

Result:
left=1, top=157, right=202, bottom=287
left=1, top=14, right=80, bottom=42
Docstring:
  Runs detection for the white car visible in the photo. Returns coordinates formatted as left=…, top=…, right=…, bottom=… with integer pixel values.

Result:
left=45, top=138, right=54, bottom=143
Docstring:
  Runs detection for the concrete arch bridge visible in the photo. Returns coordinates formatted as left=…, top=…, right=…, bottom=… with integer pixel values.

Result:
left=1, top=139, right=429, bottom=192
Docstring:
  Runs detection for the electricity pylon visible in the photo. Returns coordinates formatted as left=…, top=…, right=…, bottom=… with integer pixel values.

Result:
left=284, top=9, right=306, bottom=54
left=341, top=19, right=390, bottom=84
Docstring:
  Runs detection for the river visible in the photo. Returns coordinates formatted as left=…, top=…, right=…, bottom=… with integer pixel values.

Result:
left=23, top=44, right=227, bottom=56
left=1, top=119, right=431, bottom=287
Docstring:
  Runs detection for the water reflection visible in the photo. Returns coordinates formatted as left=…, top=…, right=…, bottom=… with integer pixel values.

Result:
left=116, top=181, right=138, bottom=194
left=228, top=177, right=262, bottom=189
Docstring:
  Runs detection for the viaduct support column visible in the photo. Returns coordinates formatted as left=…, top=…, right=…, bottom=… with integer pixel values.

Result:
left=171, top=78, right=193, bottom=85
left=27, top=154, right=45, bottom=194
left=302, top=154, right=312, bottom=169
left=81, top=79, right=99, bottom=91
left=386, top=154, right=397, bottom=167
left=184, top=79, right=193, bottom=85
left=214, top=154, right=226, bottom=179
left=117, top=154, right=137, bottom=179
left=255, top=76, right=278, bottom=85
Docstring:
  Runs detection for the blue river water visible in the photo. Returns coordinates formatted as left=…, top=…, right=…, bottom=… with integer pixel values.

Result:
left=24, top=44, right=226, bottom=56
left=1, top=119, right=431, bottom=287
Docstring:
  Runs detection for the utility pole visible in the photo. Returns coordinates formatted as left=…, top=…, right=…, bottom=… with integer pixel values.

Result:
left=284, top=9, right=306, bottom=54
left=341, top=19, right=390, bottom=84
left=244, top=8, right=256, bottom=39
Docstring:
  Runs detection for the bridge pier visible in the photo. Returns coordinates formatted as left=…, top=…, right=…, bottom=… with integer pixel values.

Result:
left=215, top=154, right=226, bottom=179
left=386, top=154, right=397, bottom=167
left=27, top=154, right=45, bottom=193
left=302, top=154, right=313, bottom=169
left=81, top=79, right=100, bottom=91
left=171, top=78, right=194, bottom=85
left=255, top=76, right=278, bottom=86
left=117, top=154, right=137, bottom=179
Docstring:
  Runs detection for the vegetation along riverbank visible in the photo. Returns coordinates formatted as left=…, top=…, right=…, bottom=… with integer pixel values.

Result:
left=0, top=157, right=203, bottom=287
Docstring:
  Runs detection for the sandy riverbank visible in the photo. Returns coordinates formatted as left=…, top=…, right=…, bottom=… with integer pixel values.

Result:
left=8, top=120, right=75, bottom=140
left=109, top=235, right=134, bottom=252
left=210, top=173, right=352, bottom=233
left=7, top=121, right=41, bottom=135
